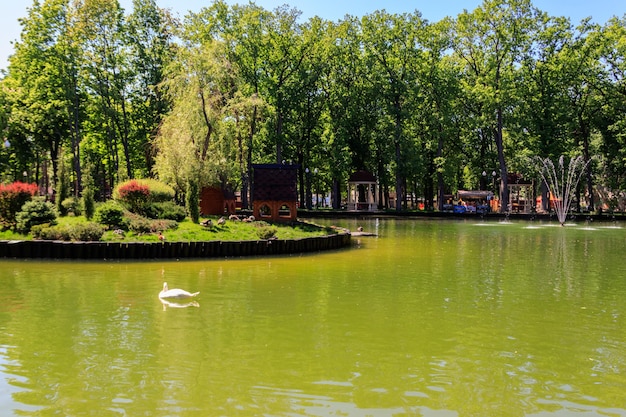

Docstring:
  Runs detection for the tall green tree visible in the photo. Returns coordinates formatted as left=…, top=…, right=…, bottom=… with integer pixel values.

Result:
left=257, top=5, right=312, bottom=164
left=322, top=17, right=376, bottom=208
left=453, top=0, right=539, bottom=212
left=154, top=41, right=237, bottom=196
left=283, top=17, right=329, bottom=208
left=76, top=0, right=132, bottom=185
left=361, top=10, right=428, bottom=211
left=514, top=14, right=570, bottom=209
left=415, top=19, right=463, bottom=210
left=561, top=20, right=605, bottom=211
left=593, top=16, right=626, bottom=192
left=125, top=0, right=175, bottom=177
left=4, top=0, right=80, bottom=195
left=517, top=14, right=574, bottom=159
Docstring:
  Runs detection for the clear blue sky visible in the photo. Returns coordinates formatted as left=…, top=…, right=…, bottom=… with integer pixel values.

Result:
left=1, top=0, right=624, bottom=71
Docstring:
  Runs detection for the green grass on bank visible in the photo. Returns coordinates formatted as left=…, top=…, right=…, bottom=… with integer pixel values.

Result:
left=0, top=215, right=335, bottom=243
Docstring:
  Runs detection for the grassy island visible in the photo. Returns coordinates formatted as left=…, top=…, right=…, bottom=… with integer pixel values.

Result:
left=0, top=214, right=334, bottom=243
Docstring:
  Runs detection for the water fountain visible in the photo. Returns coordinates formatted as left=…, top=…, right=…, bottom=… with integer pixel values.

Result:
left=534, top=155, right=591, bottom=226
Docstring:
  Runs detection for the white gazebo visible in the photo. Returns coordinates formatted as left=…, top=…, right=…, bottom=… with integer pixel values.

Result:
left=347, top=170, right=378, bottom=211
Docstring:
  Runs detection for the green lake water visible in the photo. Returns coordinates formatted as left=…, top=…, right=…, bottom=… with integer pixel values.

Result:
left=0, top=218, right=625, bottom=416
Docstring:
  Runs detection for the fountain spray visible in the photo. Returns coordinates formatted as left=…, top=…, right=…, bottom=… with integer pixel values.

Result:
left=534, top=155, right=591, bottom=226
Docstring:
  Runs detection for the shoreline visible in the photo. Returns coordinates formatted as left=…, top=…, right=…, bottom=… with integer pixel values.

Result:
left=2, top=209, right=622, bottom=260
left=298, top=209, right=625, bottom=223
left=0, top=231, right=351, bottom=260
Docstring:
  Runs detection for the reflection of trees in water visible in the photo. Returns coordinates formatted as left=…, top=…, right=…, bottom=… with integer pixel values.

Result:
left=427, top=223, right=626, bottom=416
left=545, top=227, right=600, bottom=300
left=551, top=228, right=574, bottom=297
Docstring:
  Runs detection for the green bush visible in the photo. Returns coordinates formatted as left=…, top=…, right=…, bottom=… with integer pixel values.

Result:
left=113, top=179, right=175, bottom=214
left=31, top=224, right=63, bottom=240
left=68, top=223, right=106, bottom=241
left=255, top=222, right=278, bottom=240
left=128, top=214, right=178, bottom=234
left=0, top=181, right=38, bottom=229
left=32, top=222, right=105, bottom=241
left=56, top=157, right=70, bottom=216
left=15, top=200, right=57, bottom=233
left=94, top=201, right=127, bottom=228
left=186, top=181, right=199, bottom=223
left=138, top=179, right=175, bottom=203
left=128, top=216, right=153, bottom=234
left=114, top=180, right=150, bottom=214
left=83, top=186, right=95, bottom=220
left=145, top=201, right=186, bottom=221
left=61, top=197, right=83, bottom=216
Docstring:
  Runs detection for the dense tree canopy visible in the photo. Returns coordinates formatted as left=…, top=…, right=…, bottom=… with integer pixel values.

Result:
left=1, top=0, right=625, bottom=212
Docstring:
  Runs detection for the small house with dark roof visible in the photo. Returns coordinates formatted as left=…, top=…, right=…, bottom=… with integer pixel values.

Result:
left=252, top=164, right=299, bottom=222
left=200, top=186, right=237, bottom=216
left=347, top=170, right=378, bottom=211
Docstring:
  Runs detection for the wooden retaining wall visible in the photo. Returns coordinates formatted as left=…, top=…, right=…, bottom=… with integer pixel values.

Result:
left=0, top=233, right=352, bottom=260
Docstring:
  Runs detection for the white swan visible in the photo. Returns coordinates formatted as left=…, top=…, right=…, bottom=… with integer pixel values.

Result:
left=159, top=282, right=199, bottom=300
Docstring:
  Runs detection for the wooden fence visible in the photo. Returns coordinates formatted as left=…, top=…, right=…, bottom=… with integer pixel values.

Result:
left=0, top=233, right=352, bottom=260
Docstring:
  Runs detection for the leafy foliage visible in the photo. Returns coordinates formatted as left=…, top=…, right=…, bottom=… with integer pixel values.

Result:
left=15, top=200, right=57, bottom=233
left=186, top=181, right=200, bottom=223
left=56, top=154, right=70, bottom=216
left=94, top=201, right=127, bottom=228
left=134, top=178, right=176, bottom=202
left=113, top=178, right=175, bottom=215
left=255, top=222, right=278, bottom=240
left=3, top=0, right=626, bottom=214
left=126, top=213, right=178, bottom=234
left=114, top=180, right=151, bottom=213
left=62, top=197, right=82, bottom=216
left=145, top=201, right=186, bottom=221
left=32, top=222, right=105, bottom=241
left=0, top=182, right=39, bottom=229
left=82, top=182, right=95, bottom=220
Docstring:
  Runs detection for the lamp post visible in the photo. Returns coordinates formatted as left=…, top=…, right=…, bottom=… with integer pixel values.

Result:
left=313, top=168, right=320, bottom=208
left=305, top=167, right=312, bottom=210
left=491, top=170, right=498, bottom=212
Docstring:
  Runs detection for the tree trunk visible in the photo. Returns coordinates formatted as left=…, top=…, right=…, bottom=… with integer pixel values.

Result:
left=331, top=178, right=341, bottom=210
left=436, top=133, right=444, bottom=211
left=70, top=74, right=82, bottom=196
left=496, top=108, right=509, bottom=213
left=541, top=180, right=549, bottom=212
left=394, top=98, right=403, bottom=212
left=581, top=120, right=594, bottom=212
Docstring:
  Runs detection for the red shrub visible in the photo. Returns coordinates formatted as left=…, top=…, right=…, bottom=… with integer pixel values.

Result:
left=0, top=182, right=39, bottom=229
left=116, top=180, right=151, bottom=214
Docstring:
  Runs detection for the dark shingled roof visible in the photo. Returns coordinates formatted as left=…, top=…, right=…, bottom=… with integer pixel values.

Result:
left=252, top=164, right=299, bottom=201
left=348, top=170, right=376, bottom=183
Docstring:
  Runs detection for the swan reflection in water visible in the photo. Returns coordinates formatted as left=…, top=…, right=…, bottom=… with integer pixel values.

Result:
left=160, top=298, right=200, bottom=311
left=159, top=282, right=199, bottom=300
